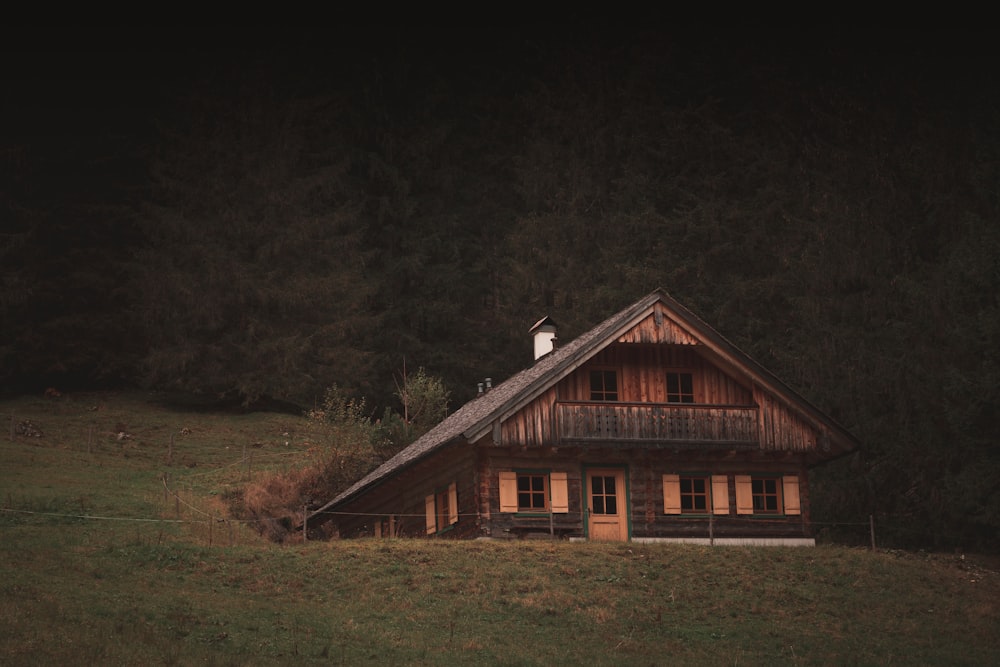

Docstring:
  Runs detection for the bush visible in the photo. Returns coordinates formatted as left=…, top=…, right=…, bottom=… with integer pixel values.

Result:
left=228, top=372, right=449, bottom=541
left=229, top=385, right=383, bottom=541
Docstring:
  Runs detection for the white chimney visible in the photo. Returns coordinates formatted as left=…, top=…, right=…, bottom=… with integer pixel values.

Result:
left=529, top=316, right=558, bottom=361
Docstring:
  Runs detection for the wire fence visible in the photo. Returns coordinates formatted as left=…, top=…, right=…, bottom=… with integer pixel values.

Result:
left=0, top=408, right=944, bottom=550
left=1, top=499, right=899, bottom=549
left=2, top=406, right=324, bottom=546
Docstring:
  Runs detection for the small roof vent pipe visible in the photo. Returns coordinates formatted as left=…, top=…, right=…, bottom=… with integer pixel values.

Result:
left=529, top=316, right=558, bottom=361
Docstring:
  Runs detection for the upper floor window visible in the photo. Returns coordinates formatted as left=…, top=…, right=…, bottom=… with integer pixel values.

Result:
left=666, top=372, right=694, bottom=403
left=590, top=370, right=619, bottom=401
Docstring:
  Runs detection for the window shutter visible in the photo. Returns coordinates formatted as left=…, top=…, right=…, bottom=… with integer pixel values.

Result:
left=662, top=474, right=681, bottom=514
left=550, top=472, right=569, bottom=513
left=448, top=482, right=459, bottom=525
left=711, top=475, right=730, bottom=515
left=783, top=476, right=801, bottom=515
left=735, top=475, right=754, bottom=515
left=425, top=494, right=437, bottom=534
left=499, top=471, right=518, bottom=513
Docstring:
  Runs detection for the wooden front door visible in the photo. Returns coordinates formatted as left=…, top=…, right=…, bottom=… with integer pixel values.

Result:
left=587, top=469, right=628, bottom=541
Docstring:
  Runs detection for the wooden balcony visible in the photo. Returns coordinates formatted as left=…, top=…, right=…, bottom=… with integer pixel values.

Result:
left=555, top=401, right=759, bottom=448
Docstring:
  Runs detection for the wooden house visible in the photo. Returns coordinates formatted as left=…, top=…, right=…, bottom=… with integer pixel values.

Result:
left=309, top=289, right=859, bottom=545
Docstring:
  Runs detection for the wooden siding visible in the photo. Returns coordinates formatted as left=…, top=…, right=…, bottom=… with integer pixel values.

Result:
left=498, top=385, right=558, bottom=448
left=753, top=386, right=819, bottom=452
left=616, top=304, right=700, bottom=345
left=558, top=345, right=752, bottom=404
left=497, top=343, right=824, bottom=457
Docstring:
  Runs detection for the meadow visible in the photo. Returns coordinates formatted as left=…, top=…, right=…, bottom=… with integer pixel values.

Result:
left=2, top=391, right=997, bottom=666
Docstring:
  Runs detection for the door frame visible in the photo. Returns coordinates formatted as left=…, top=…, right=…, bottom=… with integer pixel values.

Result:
left=582, top=464, right=630, bottom=541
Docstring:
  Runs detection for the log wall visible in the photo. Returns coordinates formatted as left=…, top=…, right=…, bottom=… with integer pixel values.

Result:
left=480, top=446, right=812, bottom=541
left=477, top=448, right=586, bottom=538
left=626, top=450, right=812, bottom=540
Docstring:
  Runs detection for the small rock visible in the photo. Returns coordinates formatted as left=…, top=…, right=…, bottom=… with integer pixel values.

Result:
left=14, top=420, right=42, bottom=437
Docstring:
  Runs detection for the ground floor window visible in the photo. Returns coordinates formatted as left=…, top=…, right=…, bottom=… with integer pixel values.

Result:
left=436, top=488, right=451, bottom=529
left=425, top=482, right=458, bottom=534
left=680, top=476, right=708, bottom=512
left=752, top=478, right=780, bottom=512
left=663, top=474, right=730, bottom=514
left=518, top=473, right=548, bottom=511
left=499, top=471, right=569, bottom=513
left=735, top=475, right=801, bottom=515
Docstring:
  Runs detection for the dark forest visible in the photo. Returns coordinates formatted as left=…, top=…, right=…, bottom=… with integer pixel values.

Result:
left=2, top=27, right=997, bottom=551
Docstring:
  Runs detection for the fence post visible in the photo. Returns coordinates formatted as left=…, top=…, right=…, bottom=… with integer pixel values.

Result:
left=303, top=505, right=308, bottom=542
left=869, top=514, right=876, bottom=550
left=168, top=433, right=174, bottom=465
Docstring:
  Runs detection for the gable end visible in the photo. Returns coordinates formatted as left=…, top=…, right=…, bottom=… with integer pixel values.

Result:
left=616, top=303, right=700, bottom=345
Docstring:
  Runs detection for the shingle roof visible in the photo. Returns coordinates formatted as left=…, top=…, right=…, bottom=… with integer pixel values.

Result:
left=310, top=288, right=859, bottom=520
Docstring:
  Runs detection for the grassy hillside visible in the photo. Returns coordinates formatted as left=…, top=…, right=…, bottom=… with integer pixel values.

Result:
left=1, top=392, right=997, bottom=666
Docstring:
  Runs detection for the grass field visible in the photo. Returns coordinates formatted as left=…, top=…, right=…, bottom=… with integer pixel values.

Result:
left=2, top=391, right=998, bottom=666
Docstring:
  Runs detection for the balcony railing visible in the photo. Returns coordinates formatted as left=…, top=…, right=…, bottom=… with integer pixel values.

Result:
left=555, top=401, right=759, bottom=447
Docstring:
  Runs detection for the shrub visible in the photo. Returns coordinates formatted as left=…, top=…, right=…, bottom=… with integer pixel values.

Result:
left=229, top=385, right=383, bottom=541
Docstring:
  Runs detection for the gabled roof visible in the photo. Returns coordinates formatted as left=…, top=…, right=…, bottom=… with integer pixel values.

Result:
left=311, top=289, right=860, bottom=519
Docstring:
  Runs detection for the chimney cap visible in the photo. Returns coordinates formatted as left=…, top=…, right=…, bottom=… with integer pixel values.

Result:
left=529, top=316, right=557, bottom=334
